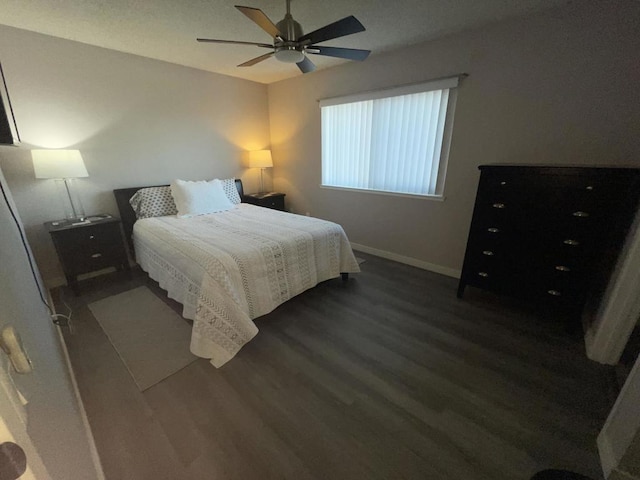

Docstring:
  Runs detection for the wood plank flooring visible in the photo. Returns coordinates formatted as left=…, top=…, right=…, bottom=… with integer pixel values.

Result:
left=56, top=252, right=616, bottom=480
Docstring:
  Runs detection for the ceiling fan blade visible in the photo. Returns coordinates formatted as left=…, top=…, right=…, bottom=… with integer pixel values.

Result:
left=197, top=38, right=273, bottom=48
left=235, top=6, right=282, bottom=38
left=297, top=16, right=365, bottom=45
left=296, top=56, right=316, bottom=74
left=307, top=46, right=370, bottom=61
left=238, top=52, right=274, bottom=67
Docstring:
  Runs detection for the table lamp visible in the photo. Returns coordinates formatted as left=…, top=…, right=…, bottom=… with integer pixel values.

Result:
left=32, top=149, right=89, bottom=220
left=248, top=150, right=273, bottom=193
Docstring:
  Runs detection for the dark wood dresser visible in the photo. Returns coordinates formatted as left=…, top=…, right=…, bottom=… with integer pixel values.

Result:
left=457, top=165, right=640, bottom=322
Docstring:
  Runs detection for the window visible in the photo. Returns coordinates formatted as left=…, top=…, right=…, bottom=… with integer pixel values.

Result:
left=320, top=76, right=460, bottom=197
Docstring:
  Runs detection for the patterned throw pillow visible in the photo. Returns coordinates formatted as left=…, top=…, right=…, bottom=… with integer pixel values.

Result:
left=129, top=186, right=178, bottom=219
left=220, top=178, right=242, bottom=204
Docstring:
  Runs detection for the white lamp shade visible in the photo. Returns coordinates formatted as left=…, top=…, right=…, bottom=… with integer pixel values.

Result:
left=32, top=149, right=88, bottom=179
left=248, top=150, right=273, bottom=169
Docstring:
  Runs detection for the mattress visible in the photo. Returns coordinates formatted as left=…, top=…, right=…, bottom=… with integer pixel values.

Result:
left=133, top=203, right=360, bottom=367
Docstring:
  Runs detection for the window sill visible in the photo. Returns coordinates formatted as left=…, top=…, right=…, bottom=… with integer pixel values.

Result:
left=320, top=185, right=445, bottom=201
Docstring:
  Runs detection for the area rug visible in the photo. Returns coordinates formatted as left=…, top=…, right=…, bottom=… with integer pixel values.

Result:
left=88, top=286, right=197, bottom=391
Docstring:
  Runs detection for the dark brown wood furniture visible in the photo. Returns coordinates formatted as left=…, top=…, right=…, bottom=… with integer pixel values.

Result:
left=243, top=192, right=286, bottom=211
left=46, top=215, right=129, bottom=294
left=457, top=165, right=640, bottom=323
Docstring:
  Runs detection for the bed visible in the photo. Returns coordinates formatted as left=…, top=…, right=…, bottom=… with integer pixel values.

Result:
left=113, top=179, right=360, bottom=367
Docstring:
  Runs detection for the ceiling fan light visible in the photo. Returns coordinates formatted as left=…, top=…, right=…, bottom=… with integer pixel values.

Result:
left=275, top=47, right=304, bottom=63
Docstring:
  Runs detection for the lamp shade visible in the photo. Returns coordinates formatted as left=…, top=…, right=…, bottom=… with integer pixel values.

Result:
left=248, top=150, right=273, bottom=169
left=32, top=149, right=88, bottom=179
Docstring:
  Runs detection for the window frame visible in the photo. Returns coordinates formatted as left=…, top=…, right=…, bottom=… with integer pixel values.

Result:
left=319, top=76, right=461, bottom=199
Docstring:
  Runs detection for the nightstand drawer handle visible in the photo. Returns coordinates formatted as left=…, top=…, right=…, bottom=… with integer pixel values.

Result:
left=478, top=272, right=489, bottom=277
left=500, top=181, right=507, bottom=186
left=586, top=185, right=594, bottom=190
left=555, top=265, right=571, bottom=272
left=547, top=289, right=562, bottom=296
left=89, top=235, right=95, bottom=239
left=492, top=203, right=505, bottom=209
left=91, top=253, right=102, bottom=258
left=482, top=250, right=494, bottom=256
left=487, top=227, right=500, bottom=233
left=563, top=239, right=580, bottom=246
left=572, top=211, right=589, bottom=217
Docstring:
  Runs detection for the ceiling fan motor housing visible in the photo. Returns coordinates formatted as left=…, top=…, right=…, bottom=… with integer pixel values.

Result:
left=275, top=14, right=305, bottom=63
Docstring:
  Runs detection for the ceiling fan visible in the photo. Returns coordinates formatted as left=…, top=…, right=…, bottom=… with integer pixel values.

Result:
left=197, top=0, right=370, bottom=73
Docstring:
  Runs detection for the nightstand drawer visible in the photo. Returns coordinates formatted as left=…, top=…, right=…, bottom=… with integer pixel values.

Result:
left=261, top=196, right=285, bottom=210
left=59, top=246, right=125, bottom=276
left=53, top=222, right=123, bottom=255
left=243, top=192, right=286, bottom=211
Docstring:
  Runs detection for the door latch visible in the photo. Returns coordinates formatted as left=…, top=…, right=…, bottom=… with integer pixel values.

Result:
left=0, top=326, right=32, bottom=374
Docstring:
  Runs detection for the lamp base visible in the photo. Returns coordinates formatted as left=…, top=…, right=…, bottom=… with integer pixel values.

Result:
left=61, top=178, right=85, bottom=221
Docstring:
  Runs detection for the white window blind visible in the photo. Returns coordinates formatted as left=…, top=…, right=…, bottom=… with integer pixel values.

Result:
left=320, top=76, right=459, bottom=197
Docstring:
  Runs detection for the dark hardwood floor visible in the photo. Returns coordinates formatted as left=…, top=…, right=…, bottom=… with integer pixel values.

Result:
left=55, top=252, right=616, bottom=480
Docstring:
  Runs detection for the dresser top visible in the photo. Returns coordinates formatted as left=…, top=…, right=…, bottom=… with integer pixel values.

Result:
left=479, top=164, right=640, bottom=172
left=478, top=163, right=640, bottom=182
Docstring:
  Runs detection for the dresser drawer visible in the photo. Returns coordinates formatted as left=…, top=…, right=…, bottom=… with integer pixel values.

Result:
left=464, top=267, right=513, bottom=295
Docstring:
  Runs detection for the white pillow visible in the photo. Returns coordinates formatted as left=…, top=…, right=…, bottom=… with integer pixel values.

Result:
left=170, top=179, right=234, bottom=218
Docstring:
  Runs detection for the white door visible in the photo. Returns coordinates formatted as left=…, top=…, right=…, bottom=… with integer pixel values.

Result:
left=0, top=165, right=103, bottom=479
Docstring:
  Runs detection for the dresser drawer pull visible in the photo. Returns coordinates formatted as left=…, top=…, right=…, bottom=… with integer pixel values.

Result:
left=91, top=253, right=102, bottom=258
left=500, top=181, right=507, bottom=186
left=89, top=235, right=95, bottom=239
left=487, top=227, right=500, bottom=233
left=482, top=250, right=494, bottom=256
left=586, top=185, right=594, bottom=190
left=572, top=211, right=589, bottom=217
left=555, top=265, right=571, bottom=272
left=492, top=203, right=505, bottom=209
left=563, top=239, right=580, bottom=246
left=547, top=289, right=562, bottom=296
left=478, top=272, right=489, bottom=277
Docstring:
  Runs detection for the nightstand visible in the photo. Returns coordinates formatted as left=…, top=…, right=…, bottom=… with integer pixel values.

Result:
left=243, top=192, right=286, bottom=211
left=45, top=215, right=129, bottom=294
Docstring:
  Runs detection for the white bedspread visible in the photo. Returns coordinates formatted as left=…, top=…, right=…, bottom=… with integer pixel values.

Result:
left=133, top=204, right=360, bottom=367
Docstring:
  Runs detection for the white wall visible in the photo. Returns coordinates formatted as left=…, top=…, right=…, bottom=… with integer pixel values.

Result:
left=267, top=0, right=640, bottom=274
left=0, top=25, right=270, bottom=286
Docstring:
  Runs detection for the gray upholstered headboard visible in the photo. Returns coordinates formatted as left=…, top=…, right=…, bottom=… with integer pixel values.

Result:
left=113, top=178, right=245, bottom=253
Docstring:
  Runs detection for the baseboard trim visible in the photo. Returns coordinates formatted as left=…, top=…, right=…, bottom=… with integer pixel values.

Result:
left=597, top=433, right=617, bottom=479
left=51, top=288, right=107, bottom=480
left=351, top=242, right=461, bottom=279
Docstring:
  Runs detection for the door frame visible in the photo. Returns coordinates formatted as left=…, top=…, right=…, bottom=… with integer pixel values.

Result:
left=585, top=211, right=640, bottom=364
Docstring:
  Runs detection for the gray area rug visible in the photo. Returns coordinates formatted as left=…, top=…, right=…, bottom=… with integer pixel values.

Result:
left=88, top=286, right=197, bottom=391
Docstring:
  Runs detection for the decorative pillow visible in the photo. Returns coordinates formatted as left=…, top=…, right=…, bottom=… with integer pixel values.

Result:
left=170, top=179, right=234, bottom=218
left=220, top=178, right=242, bottom=204
left=129, top=186, right=178, bottom=219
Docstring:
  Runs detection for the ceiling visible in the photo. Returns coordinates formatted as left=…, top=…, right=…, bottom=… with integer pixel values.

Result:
left=0, top=0, right=569, bottom=84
